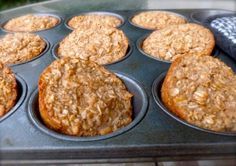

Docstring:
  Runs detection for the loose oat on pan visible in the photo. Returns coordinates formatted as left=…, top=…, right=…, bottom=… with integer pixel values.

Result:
left=58, top=25, right=129, bottom=65
left=161, top=55, right=236, bottom=132
left=0, top=33, right=46, bottom=65
left=39, top=57, right=133, bottom=136
left=131, top=11, right=187, bottom=30
left=0, top=62, right=17, bottom=117
left=68, top=14, right=122, bottom=29
left=3, top=14, right=59, bottom=32
left=142, top=23, right=215, bottom=62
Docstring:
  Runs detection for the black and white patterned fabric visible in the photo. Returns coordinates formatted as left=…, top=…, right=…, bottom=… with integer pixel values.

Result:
left=211, top=16, right=236, bottom=44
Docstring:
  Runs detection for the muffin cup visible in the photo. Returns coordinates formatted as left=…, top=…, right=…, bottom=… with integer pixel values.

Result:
left=1, top=13, right=62, bottom=33
left=28, top=71, right=148, bottom=141
left=136, top=33, right=220, bottom=63
left=190, top=9, right=235, bottom=24
left=129, top=10, right=188, bottom=31
left=152, top=72, right=236, bottom=136
left=0, top=75, right=27, bottom=122
left=5, top=36, right=50, bottom=67
left=52, top=40, right=133, bottom=65
left=65, top=11, right=125, bottom=31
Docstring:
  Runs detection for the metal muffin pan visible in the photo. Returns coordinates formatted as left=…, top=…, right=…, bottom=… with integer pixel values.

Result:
left=136, top=33, right=220, bottom=63
left=65, top=11, right=125, bottom=31
left=28, top=71, right=148, bottom=141
left=0, top=13, right=63, bottom=33
left=152, top=72, right=236, bottom=136
left=128, top=10, right=189, bottom=31
left=0, top=75, right=27, bottom=122
left=0, top=9, right=236, bottom=161
left=52, top=40, right=133, bottom=65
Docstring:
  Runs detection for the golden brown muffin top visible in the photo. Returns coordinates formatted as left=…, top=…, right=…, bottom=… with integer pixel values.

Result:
left=58, top=25, right=129, bottom=65
left=3, top=14, right=59, bottom=32
left=39, top=57, right=133, bottom=136
left=68, top=14, right=122, bottom=29
left=0, top=62, right=17, bottom=117
left=131, top=11, right=187, bottom=30
left=0, top=33, right=46, bottom=65
left=162, top=55, right=236, bottom=132
left=143, top=23, right=215, bottom=62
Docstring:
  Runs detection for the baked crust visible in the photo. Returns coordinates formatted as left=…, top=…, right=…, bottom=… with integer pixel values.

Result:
left=131, top=11, right=187, bottom=30
left=0, top=62, right=17, bottom=117
left=3, top=14, right=59, bottom=32
left=0, top=33, right=46, bottom=65
left=68, top=14, right=122, bottom=29
left=58, top=25, right=129, bottom=65
left=39, top=57, right=133, bottom=136
left=142, top=23, right=215, bottom=62
left=161, top=55, right=236, bottom=132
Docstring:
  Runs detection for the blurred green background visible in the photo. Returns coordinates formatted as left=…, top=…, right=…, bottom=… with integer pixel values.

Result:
left=0, top=0, right=46, bottom=11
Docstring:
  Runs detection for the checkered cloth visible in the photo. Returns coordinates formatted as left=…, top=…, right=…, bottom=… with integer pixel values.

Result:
left=211, top=16, right=236, bottom=44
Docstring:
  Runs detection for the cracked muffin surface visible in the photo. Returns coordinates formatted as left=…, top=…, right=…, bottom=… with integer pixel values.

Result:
left=0, top=62, right=17, bottom=117
left=68, top=14, right=122, bottom=29
left=161, top=55, right=236, bottom=132
left=0, top=33, right=46, bottom=65
left=131, top=11, right=187, bottom=30
left=39, top=57, right=133, bottom=136
left=58, top=25, right=128, bottom=65
left=142, top=23, right=215, bottom=62
left=3, top=14, right=59, bottom=32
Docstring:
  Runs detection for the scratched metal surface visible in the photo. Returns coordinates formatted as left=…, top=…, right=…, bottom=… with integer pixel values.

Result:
left=0, top=5, right=235, bottom=161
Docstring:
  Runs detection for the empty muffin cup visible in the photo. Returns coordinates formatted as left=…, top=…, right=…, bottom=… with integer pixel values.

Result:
left=28, top=71, right=148, bottom=141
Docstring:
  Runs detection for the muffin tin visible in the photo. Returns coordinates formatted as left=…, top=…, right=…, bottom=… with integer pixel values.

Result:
left=0, top=9, right=235, bottom=161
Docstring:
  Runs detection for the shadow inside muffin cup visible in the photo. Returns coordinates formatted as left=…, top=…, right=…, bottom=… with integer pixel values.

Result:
left=136, top=34, right=220, bottom=63
left=152, top=72, right=236, bottom=136
left=65, top=11, right=125, bottom=31
left=190, top=9, right=235, bottom=24
left=128, top=10, right=189, bottom=31
left=52, top=41, right=133, bottom=65
left=1, top=13, right=62, bottom=33
left=28, top=71, right=148, bottom=141
left=0, top=75, right=27, bottom=123
left=5, top=36, right=50, bottom=67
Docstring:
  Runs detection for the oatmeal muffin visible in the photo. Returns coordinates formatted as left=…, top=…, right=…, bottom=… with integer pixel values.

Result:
left=0, top=33, right=46, bottom=65
left=3, top=14, right=59, bottom=32
left=39, top=57, right=133, bottom=136
left=131, top=11, right=187, bottom=30
left=0, top=62, right=17, bottom=117
left=58, top=25, right=129, bottom=65
left=68, top=13, right=122, bottom=29
left=142, top=23, right=215, bottom=62
left=161, top=55, right=236, bottom=132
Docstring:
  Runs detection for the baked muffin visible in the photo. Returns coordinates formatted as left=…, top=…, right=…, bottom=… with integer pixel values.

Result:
left=131, top=11, right=187, bottom=30
left=161, top=55, right=236, bottom=132
left=39, top=57, right=133, bottom=136
left=58, top=25, right=129, bottom=65
left=3, top=14, right=59, bottom=32
left=0, top=62, right=17, bottom=117
left=68, top=14, right=122, bottom=29
left=142, top=23, right=215, bottom=62
left=0, top=33, right=46, bottom=65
